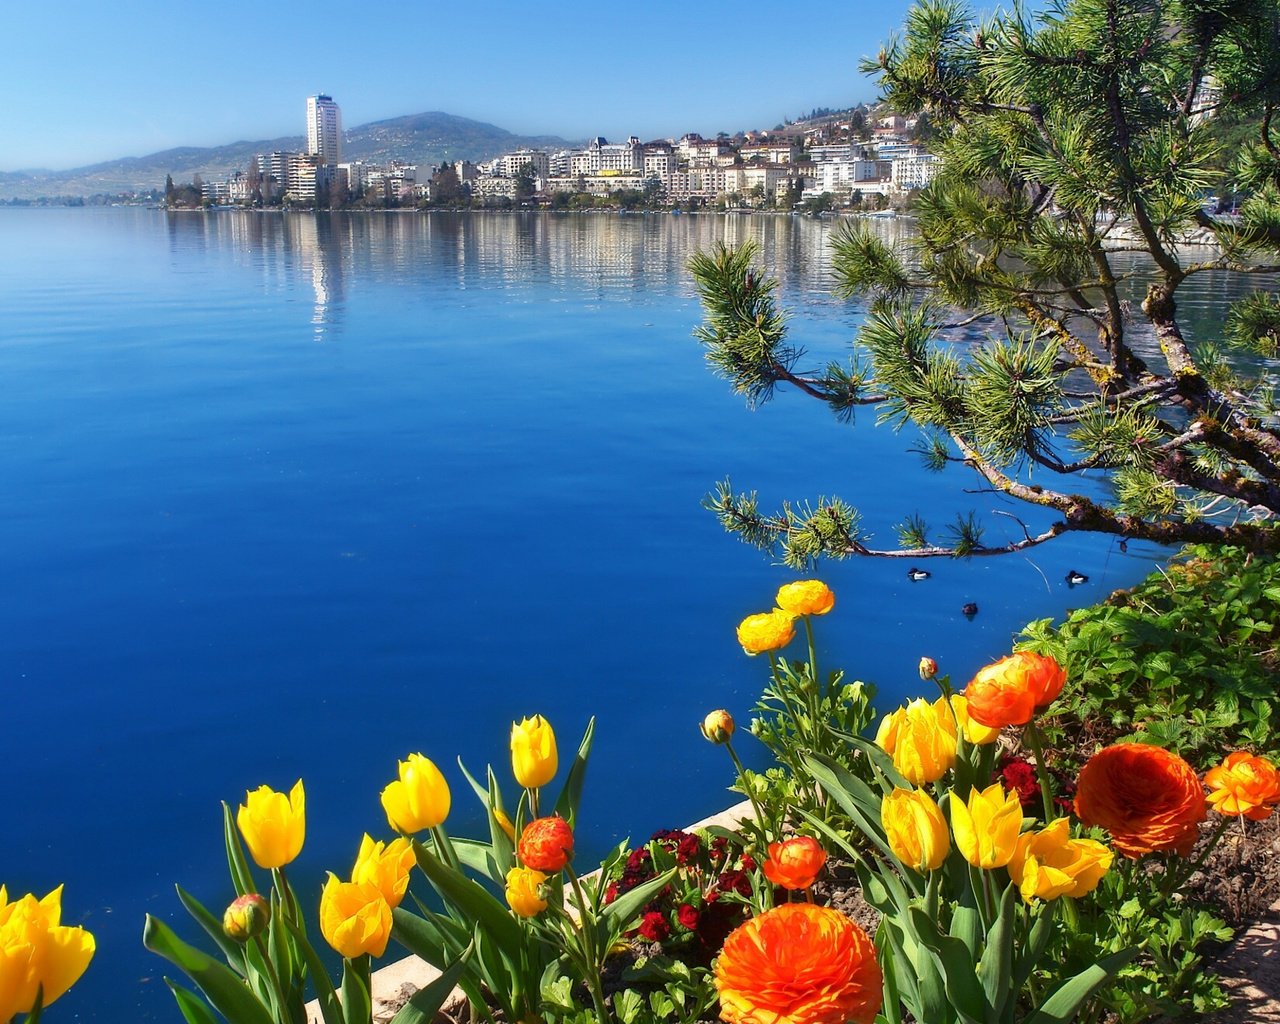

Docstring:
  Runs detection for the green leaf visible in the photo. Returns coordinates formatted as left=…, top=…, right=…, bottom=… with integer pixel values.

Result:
left=908, top=906, right=989, bottom=1024
left=222, top=803, right=257, bottom=898
left=387, top=950, right=473, bottom=1024
left=282, top=917, right=345, bottom=1024
left=174, top=885, right=247, bottom=973
left=340, top=959, right=372, bottom=1024
left=554, top=716, right=596, bottom=828
left=977, top=884, right=1016, bottom=1023
left=599, top=867, right=679, bottom=931
left=162, top=979, right=222, bottom=1024
left=143, top=915, right=275, bottom=1024
left=1023, top=948, right=1139, bottom=1024
left=410, top=841, right=525, bottom=964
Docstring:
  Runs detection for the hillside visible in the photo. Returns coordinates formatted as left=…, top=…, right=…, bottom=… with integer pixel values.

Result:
left=0, top=112, right=577, bottom=200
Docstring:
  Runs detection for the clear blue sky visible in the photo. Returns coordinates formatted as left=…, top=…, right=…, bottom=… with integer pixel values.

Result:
left=2, top=0, right=917, bottom=171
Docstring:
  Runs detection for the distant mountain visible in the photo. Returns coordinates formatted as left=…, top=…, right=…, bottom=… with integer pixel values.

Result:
left=0, top=112, right=578, bottom=200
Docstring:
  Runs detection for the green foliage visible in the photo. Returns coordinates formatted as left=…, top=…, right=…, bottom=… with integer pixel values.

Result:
left=1021, top=545, right=1280, bottom=767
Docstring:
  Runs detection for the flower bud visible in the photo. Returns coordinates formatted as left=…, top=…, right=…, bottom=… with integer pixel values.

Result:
left=223, top=893, right=270, bottom=942
left=918, top=657, right=938, bottom=680
left=701, top=709, right=736, bottom=744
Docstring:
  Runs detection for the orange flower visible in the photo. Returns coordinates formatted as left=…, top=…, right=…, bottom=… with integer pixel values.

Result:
left=775, top=580, right=835, bottom=617
left=1074, top=743, right=1207, bottom=858
left=715, top=903, right=882, bottom=1024
left=736, top=609, right=796, bottom=655
left=762, top=836, right=827, bottom=890
left=1205, top=751, right=1280, bottom=820
left=517, top=815, right=574, bottom=872
left=964, top=651, right=1066, bottom=728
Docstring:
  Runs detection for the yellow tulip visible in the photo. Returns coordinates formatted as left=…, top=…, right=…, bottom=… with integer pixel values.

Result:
left=351, top=835, right=415, bottom=909
left=884, top=698, right=956, bottom=785
left=319, top=876, right=392, bottom=958
left=504, top=867, right=549, bottom=917
left=236, top=780, right=306, bottom=869
left=882, top=788, right=950, bottom=872
left=950, top=784, right=1024, bottom=869
left=1008, top=817, right=1113, bottom=903
left=873, top=706, right=903, bottom=751
left=511, top=715, right=558, bottom=789
left=0, top=885, right=95, bottom=1020
left=381, top=753, right=451, bottom=834
left=945, top=695, right=1001, bottom=746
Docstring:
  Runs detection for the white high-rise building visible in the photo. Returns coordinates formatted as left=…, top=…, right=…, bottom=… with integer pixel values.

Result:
left=306, top=95, right=342, bottom=165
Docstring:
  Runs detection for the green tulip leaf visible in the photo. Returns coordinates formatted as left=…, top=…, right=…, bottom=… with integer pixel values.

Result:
left=1012, top=906, right=1054, bottom=998
left=451, top=838, right=504, bottom=886
left=948, top=905, right=981, bottom=960
left=553, top=716, right=596, bottom=828
left=174, top=885, right=247, bottom=973
left=387, top=947, right=472, bottom=1024
left=598, top=867, right=678, bottom=934
left=221, top=803, right=257, bottom=898
left=978, top=884, right=1016, bottom=1023
left=1023, top=948, right=1139, bottom=1024
left=829, top=730, right=913, bottom=792
left=391, top=909, right=492, bottom=1015
left=281, top=917, right=344, bottom=1024
left=801, top=753, right=898, bottom=867
left=143, top=915, right=275, bottom=1024
left=339, top=958, right=372, bottom=1024
left=410, top=841, right=525, bottom=964
left=908, top=906, right=988, bottom=1024
left=162, top=978, right=222, bottom=1024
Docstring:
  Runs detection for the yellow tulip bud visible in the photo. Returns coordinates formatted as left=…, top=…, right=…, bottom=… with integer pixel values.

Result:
left=319, top=876, right=392, bottom=959
left=351, top=835, right=415, bottom=910
left=493, top=808, right=517, bottom=841
left=1008, top=817, right=1113, bottom=903
left=381, top=753, right=451, bottom=834
left=950, top=784, right=1024, bottom=869
left=222, top=893, right=270, bottom=942
left=511, top=715, right=558, bottom=789
left=945, top=695, right=1001, bottom=746
left=885, top=699, right=957, bottom=785
left=0, top=885, right=95, bottom=1019
left=236, top=780, right=306, bottom=869
left=701, top=709, right=736, bottom=744
left=504, top=866, right=549, bottom=917
left=881, top=788, right=950, bottom=872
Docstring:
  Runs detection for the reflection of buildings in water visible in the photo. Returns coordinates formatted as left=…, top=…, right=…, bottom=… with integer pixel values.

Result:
left=287, top=214, right=347, bottom=340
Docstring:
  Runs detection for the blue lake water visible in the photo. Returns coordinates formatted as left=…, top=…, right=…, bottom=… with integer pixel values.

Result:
left=1, top=208, right=1189, bottom=1021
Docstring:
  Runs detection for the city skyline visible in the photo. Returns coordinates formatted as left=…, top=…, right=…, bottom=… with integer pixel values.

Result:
left=0, top=0, right=915, bottom=172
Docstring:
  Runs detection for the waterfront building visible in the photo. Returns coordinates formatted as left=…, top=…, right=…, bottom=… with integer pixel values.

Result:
left=642, top=142, right=677, bottom=177
left=306, top=94, right=343, bottom=165
left=570, top=137, right=644, bottom=176
left=891, top=153, right=942, bottom=192
left=492, top=150, right=551, bottom=178
left=740, top=141, right=803, bottom=164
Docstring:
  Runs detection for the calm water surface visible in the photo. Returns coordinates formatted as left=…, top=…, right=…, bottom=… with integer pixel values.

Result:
left=1, top=209, right=1200, bottom=1020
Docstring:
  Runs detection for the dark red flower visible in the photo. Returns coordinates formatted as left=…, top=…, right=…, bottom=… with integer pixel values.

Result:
left=677, top=834, right=703, bottom=865
left=677, top=903, right=700, bottom=930
left=999, top=755, right=1039, bottom=808
left=603, top=881, right=618, bottom=905
left=740, top=853, right=756, bottom=872
left=638, top=911, right=671, bottom=942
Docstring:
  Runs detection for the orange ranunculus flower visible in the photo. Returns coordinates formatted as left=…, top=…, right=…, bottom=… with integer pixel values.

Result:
left=881, top=788, right=949, bottom=872
left=1205, top=751, right=1280, bottom=820
left=736, top=609, right=796, bottom=655
left=775, top=580, right=836, bottom=617
left=945, top=695, right=1001, bottom=746
left=1074, top=743, right=1207, bottom=858
left=319, top=876, right=392, bottom=958
left=877, top=698, right=956, bottom=785
left=715, top=903, right=882, bottom=1024
left=351, top=835, right=415, bottom=909
left=518, top=816, right=574, bottom=872
left=964, top=651, right=1066, bottom=728
left=0, top=885, right=95, bottom=1020
left=1007, top=817, right=1113, bottom=903
left=763, top=836, right=827, bottom=891
left=701, top=709, right=736, bottom=744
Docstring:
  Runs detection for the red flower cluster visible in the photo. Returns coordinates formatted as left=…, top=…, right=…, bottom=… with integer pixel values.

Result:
left=605, top=828, right=753, bottom=964
left=1000, top=755, right=1039, bottom=808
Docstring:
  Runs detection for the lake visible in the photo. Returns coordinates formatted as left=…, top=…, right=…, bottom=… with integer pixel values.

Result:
left=1, top=208, right=1179, bottom=1021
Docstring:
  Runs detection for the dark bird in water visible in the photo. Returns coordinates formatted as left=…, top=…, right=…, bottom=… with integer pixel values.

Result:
left=907, top=567, right=931, bottom=581
left=961, top=602, right=979, bottom=617
left=1065, top=570, right=1089, bottom=586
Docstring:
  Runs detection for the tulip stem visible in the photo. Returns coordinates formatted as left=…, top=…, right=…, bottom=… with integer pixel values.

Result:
left=430, top=825, right=462, bottom=874
left=1023, top=723, right=1057, bottom=824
